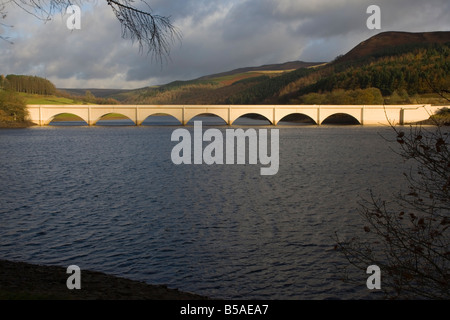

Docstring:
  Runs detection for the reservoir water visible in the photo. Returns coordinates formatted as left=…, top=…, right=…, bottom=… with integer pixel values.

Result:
left=0, top=118, right=411, bottom=299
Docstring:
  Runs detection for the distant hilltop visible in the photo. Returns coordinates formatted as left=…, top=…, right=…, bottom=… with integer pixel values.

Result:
left=337, top=31, right=450, bottom=63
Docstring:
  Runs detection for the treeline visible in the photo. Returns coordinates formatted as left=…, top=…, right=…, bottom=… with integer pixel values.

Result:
left=1, top=74, right=56, bottom=95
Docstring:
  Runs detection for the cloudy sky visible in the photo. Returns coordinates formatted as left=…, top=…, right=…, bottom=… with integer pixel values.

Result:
left=0, top=0, right=449, bottom=89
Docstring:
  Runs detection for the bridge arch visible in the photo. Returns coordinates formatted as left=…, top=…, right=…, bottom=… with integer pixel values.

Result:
left=186, top=113, right=227, bottom=125
left=91, top=108, right=137, bottom=125
left=94, top=113, right=136, bottom=125
left=232, top=113, right=272, bottom=125
left=276, top=108, right=318, bottom=125
left=141, top=113, right=182, bottom=125
left=139, top=109, right=183, bottom=125
left=43, top=110, right=89, bottom=125
left=278, top=113, right=317, bottom=125
left=46, top=113, right=88, bottom=125
left=231, top=111, right=273, bottom=125
left=321, top=113, right=361, bottom=125
left=319, top=107, right=362, bottom=125
left=182, top=107, right=228, bottom=125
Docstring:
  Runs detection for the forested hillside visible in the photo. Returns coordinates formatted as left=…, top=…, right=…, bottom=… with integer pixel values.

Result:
left=117, top=31, right=450, bottom=106
left=292, top=44, right=450, bottom=100
left=119, top=68, right=314, bottom=105
left=226, top=42, right=450, bottom=105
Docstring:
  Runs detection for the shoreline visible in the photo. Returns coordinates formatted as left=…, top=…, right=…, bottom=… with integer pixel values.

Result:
left=0, top=259, right=208, bottom=300
left=0, top=121, right=35, bottom=128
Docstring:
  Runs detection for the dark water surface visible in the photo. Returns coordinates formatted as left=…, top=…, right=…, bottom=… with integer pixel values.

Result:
left=0, top=120, right=408, bottom=299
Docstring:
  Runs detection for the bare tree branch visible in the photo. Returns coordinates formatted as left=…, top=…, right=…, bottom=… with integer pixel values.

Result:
left=105, top=0, right=181, bottom=62
left=0, top=2, right=13, bottom=43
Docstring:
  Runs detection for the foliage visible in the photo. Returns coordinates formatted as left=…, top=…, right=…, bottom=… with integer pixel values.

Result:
left=297, top=44, right=450, bottom=97
left=0, top=89, right=28, bottom=123
left=4, top=74, right=56, bottom=95
left=295, top=88, right=384, bottom=105
left=124, top=73, right=281, bottom=105
left=128, top=82, right=221, bottom=105
left=223, top=68, right=315, bottom=104
left=56, top=89, right=120, bottom=105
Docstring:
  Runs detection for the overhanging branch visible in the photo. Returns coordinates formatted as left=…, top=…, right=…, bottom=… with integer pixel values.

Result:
left=1, top=0, right=181, bottom=61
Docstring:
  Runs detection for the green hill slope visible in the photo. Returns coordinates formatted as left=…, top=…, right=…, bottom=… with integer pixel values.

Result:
left=111, top=61, right=324, bottom=105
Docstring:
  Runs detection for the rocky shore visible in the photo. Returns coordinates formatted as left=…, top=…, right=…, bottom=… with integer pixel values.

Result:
left=0, top=259, right=208, bottom=300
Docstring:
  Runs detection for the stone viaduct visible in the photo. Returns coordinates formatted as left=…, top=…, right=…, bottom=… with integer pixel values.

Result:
left=26, top=104, right=440, bottom=126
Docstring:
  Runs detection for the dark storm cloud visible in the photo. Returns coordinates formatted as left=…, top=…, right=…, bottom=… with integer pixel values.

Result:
left=0, top=0, right=449, bottom=88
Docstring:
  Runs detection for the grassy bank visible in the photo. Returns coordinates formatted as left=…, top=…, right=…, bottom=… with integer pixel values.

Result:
left=0, top=259, right=207, bottom=300
left=0, top=120, right=35, bottom=128
left=18, top=93, right=85, bottom=105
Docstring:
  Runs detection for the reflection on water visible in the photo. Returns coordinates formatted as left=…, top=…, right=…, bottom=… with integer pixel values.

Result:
left=0, top=123, right=406, bottom=299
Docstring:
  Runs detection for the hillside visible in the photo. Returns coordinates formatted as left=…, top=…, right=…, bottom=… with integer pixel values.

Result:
left=6, top=31, right=450, bottom=109
left=336, top=31, right=450, bottom=63
left=102, top=31, right=449, bottom=106
left=54, top=61, right=322, bottom=104
left=111, top=60, right=323, bottom=105
left=59, top=88, right=133, bottom=99
left=197, top=61, right=322, bottom=80
left=283, top=31, right=450, bottom=104
left=224, top=31, right=450, bottom=105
